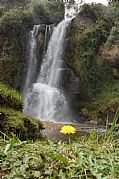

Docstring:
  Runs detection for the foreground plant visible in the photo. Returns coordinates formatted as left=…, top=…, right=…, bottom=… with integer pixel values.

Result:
left=60, top=125, right=76, bottom=145
left=60, top=125, right=76, bottom=135
left=0, top=133, right=119, bottom=179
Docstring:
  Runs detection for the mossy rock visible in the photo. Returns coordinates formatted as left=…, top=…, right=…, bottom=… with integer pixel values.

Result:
left=0, top=107, right=44, bottom=141
left=0, top=83, right=23, bottom=111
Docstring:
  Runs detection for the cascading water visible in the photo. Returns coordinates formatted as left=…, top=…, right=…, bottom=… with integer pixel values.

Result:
left=44, top=25, right=54, bottom=52
left=23, top=24, right=53, bottom=95
left=23, top=25, right=40, bottom=94
left=23, top=0, right=83, bottom=123
left=38, top=19, right=71, bottom=88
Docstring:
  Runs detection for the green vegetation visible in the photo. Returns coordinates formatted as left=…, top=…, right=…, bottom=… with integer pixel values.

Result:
left=74, top=21, right=111, bottom=97
left=67, top=6, right=114, bottom=97
left=0, top=83, right=22, bottom=110
left=110, top=106, right=119, bottom=131
left=65, top=2, right=119, bottom=121
left=0, top=83, right=43, bottom=140
left=0, top=107, right=43, bottom=140
left=0, top=132, right=119, bottom=178
left=80, top=81, right=119, bottom=123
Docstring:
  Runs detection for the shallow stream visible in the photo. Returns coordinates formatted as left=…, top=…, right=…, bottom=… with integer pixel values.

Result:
left=41, top=121, right=106, bottom=142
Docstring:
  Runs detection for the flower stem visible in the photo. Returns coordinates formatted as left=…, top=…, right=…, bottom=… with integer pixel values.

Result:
left=68, top=135, right=71, bottom=146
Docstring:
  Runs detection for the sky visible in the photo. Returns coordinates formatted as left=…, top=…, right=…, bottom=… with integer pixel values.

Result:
left=84, top=0, right=108, bottom=5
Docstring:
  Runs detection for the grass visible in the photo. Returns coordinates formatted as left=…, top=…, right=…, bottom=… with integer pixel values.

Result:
left=0, top=132, right=119, bottom=179
left=110, top=107, right=119, bottom=131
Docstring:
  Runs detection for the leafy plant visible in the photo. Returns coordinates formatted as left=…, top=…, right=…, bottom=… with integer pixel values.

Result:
left=0, top=132, right=119, bottom=178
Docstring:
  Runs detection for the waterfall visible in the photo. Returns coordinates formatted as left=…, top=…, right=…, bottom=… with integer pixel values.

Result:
left=38, top=19, right=71, bottom=87
left=23, top=0, right=83, bottom=123
left=44, top=25, right=54, bottom=53
left=23, top=25, right=40, bottom=95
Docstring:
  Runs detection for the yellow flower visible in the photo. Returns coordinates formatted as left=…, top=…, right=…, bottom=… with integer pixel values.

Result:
left=60, top=125, right=76, bottom=135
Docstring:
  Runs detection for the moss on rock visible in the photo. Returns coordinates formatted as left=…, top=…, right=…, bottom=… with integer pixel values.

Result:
left=0, top=83, right=22, bottom=111
left=0, top=83, right=44, bottom=140
left=0, top=107, right=44, bottom=140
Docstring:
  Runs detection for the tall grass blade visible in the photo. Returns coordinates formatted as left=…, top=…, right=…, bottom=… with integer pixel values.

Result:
left=109, top=107, right=119, bottom=132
